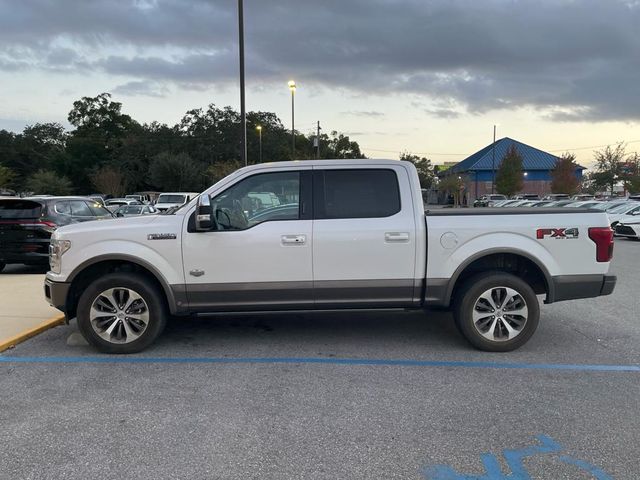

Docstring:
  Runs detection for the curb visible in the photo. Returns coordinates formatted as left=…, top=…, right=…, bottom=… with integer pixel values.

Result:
left=0, top=314, right=66, bottom=353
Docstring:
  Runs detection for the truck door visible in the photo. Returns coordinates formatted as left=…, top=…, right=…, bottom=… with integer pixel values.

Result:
left=182, top=168, right=313, bottom=311
left=312, top=166, right=417, bottom=307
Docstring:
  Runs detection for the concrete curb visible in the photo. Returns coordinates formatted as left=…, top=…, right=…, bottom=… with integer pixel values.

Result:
left=0, top=314, right=65, bottom=353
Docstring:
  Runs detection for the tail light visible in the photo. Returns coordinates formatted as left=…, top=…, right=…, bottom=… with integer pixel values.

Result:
left=588, top=227, right=614, bottom=262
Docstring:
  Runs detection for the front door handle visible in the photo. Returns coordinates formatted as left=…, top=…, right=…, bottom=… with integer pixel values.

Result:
left=281, top=234, right=306, bottom=245
left=385, top=232, right=410, bottom=243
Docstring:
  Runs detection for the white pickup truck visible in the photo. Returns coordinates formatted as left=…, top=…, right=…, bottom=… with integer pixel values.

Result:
left=44, top=159, right=616, bottom=354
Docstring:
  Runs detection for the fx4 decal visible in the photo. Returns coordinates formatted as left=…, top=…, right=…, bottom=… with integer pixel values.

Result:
left=536, top=228, right=579, bottom=239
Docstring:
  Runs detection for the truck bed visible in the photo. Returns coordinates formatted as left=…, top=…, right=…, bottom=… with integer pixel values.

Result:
left=425, top=207, right=597, bottom=216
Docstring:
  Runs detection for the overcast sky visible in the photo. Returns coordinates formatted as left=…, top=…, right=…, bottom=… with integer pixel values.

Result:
left=1, top=0, right=639, bottom=165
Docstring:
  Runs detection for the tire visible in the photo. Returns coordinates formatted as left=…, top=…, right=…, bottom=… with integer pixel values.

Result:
left=0, top=262, right=5, bottom=273
left=76, top=272, right=168, bottom=354
left=453, top=272, right=540, bottom=352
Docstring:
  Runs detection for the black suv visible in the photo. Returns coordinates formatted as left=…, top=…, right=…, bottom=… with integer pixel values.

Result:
left=0, top=196, right=113, bottom=272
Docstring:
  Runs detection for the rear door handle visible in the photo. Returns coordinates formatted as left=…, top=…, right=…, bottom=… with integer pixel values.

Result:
left=385, top=232, right=410, bottom=243
left=281, top=234, right=306, bottom=245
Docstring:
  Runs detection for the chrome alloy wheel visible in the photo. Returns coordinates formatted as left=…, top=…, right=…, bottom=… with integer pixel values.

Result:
left=89, top=288, right=150, bottom=344
left=472, top=286, right=528, bottom=342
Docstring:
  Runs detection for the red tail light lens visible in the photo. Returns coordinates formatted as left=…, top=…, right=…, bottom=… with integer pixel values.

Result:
left=588, top=227, right=614, bottom=262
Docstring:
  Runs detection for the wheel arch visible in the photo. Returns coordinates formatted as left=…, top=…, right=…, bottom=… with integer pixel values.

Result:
left=65, top=254, right=186, bottom=319
left=445, top=248, right=554, bottom=308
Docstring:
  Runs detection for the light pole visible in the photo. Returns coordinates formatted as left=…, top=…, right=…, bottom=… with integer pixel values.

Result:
left=256, top=125, right=262, bottom=163
left=491, top=124, right=497, bottom=194
left=288, top=80, right=296, bottom=159
left=238, top=0, right=247, bottom=166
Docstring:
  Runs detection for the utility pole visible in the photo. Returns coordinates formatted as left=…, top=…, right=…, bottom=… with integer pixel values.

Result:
left=491, top=124, right=496, bottom=194
left=238, top=0, right=247, bottom=166
left=316, top=121, right=321, bottom=159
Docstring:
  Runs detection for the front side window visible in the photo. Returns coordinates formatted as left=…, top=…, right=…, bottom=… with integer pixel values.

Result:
left=211, top=171, right=300, bottom=230
left=87, top=201, right=113, bottom=217
left=314, top=169, right=401, bottom=219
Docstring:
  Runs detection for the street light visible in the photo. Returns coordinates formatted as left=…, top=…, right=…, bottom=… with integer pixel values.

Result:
left=256, top=125, right=262, bottom=163
left=288, top=80, right=296, bottom=158
left=238, top=0, right=247, bottom=166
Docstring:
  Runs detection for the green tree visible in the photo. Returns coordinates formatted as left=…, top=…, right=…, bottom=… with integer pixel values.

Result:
left=0, top=164, right=16, bottom=188
left=620, top=154, right=640, bottom=194
left=496, top=145, right=523, bottom=197
left=591, top=144, right=625, bottom=194
left=438, top=175, right=465, bottom=206
left=25, top=170, right=72, bottom=195
left=400, top=152, right=435, bottom=188
left=550, top=153, right=580, bottom=194
left=149, top=152, right=204, bottom=191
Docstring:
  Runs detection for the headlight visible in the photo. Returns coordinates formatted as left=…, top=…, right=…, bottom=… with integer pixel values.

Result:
left=49, top=239, right=71, bottom=274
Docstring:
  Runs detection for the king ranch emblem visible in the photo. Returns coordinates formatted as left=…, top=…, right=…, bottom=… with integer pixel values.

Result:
left=536, top=228, right=579, bottom=239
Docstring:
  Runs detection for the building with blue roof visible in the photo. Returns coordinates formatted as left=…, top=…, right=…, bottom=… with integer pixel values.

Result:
left=440, top=137, right=585, bottom=202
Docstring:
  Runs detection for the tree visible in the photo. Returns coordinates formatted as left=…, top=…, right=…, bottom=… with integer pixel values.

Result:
left=25, top=170, right=72, bottom=195
left=591, top=144, right=626, bottom=194
left=91, top=166, right=127, bottom=197
left=496, top=145, right=523, bottom=197
left=620, top=154, right=640, bottom=194
left=0, top=164, right=16, bottom=188
left=550, top=153, right=580, bottom=194
left=207, top=160, right=241, bottom=184
left=438, top=175, right=465, bottom=206
left=400, top=152, right=435, bottom=188
left=149, top=152, right=204, bottom=191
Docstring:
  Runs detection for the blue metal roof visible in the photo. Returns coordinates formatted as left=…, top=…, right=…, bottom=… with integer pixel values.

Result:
left=448, top=137, right=585, bottom=173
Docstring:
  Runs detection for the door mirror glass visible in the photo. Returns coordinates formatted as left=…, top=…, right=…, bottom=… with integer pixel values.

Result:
left=195, top=193, right=213, bottom=231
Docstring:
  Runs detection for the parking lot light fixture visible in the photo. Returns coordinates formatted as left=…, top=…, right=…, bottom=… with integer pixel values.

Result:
left=256, top=125, right=263, bottom=163
left=288, top=80, right=296, bottom=158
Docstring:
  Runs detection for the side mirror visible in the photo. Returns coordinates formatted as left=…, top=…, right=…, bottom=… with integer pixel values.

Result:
left=195, top=193, right=213, bottom=231
left=116, top=212, right=124, bottom=217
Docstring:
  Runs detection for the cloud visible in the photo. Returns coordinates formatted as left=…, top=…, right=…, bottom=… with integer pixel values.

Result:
left=341, top=111, right=385, bottom=118
left=1, top=0, right=640, bottom=121
left=112, top=80, right=169, bottom=98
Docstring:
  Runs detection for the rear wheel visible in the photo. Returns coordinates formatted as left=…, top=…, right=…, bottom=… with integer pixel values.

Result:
left=453, top=272, right=539, bottom=352
left=77, top=272, right=167, bottom=353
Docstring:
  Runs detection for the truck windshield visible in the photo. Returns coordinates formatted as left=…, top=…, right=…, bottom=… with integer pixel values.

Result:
left=157, top=195, right=186, bottom=204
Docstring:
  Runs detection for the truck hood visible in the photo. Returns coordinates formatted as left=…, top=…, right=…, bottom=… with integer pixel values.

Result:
left=54, top=214, right=178, bottom=238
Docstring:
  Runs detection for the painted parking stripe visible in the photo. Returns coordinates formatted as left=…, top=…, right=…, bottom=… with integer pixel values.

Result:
left=0, top=355, right=639, bottom=372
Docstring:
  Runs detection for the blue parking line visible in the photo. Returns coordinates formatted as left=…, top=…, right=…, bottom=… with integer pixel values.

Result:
left=0, top=355, right=638, bottom=371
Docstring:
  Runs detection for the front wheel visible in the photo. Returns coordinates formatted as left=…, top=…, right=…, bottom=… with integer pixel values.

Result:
left=453, top=272, right=540, bottom=352
left=77, top=272, right=168, bottom=353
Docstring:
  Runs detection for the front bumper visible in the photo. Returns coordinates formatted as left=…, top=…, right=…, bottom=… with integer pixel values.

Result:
left=44, top=278, right=70, bottom=313
left=547, top=274, right=616, bottom=303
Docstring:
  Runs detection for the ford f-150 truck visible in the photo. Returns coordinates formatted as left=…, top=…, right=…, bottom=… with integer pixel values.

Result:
left=44, top=159, right=616, bottom=353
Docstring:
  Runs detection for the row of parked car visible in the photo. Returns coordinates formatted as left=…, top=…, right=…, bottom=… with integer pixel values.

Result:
left=0, top=192, right=199, bottom=272
left=474, top=193, right=640, bottom=240
left=90, top=192, right=200, bottom=215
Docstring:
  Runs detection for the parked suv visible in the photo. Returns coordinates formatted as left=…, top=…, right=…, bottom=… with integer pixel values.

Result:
left=0, top=197, right=112, bottom=272
left=473, top=194, right=507, bottom=207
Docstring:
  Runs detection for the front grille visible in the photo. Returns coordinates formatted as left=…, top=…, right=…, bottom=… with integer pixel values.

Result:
left=615, top=225, right=636, bottom=236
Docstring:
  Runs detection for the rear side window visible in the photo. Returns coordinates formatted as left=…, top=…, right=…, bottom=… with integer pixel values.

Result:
left=0, top=199, right=43, bottom=219
left=69, top=200, right=92, bottom=216
left=54, top=201, right=72, bottom=215
left=314, top=169, right=401, bottom=219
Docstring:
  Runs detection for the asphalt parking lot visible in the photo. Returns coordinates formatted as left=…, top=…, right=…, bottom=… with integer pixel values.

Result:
left=1, top=240, right=639, bottom=479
